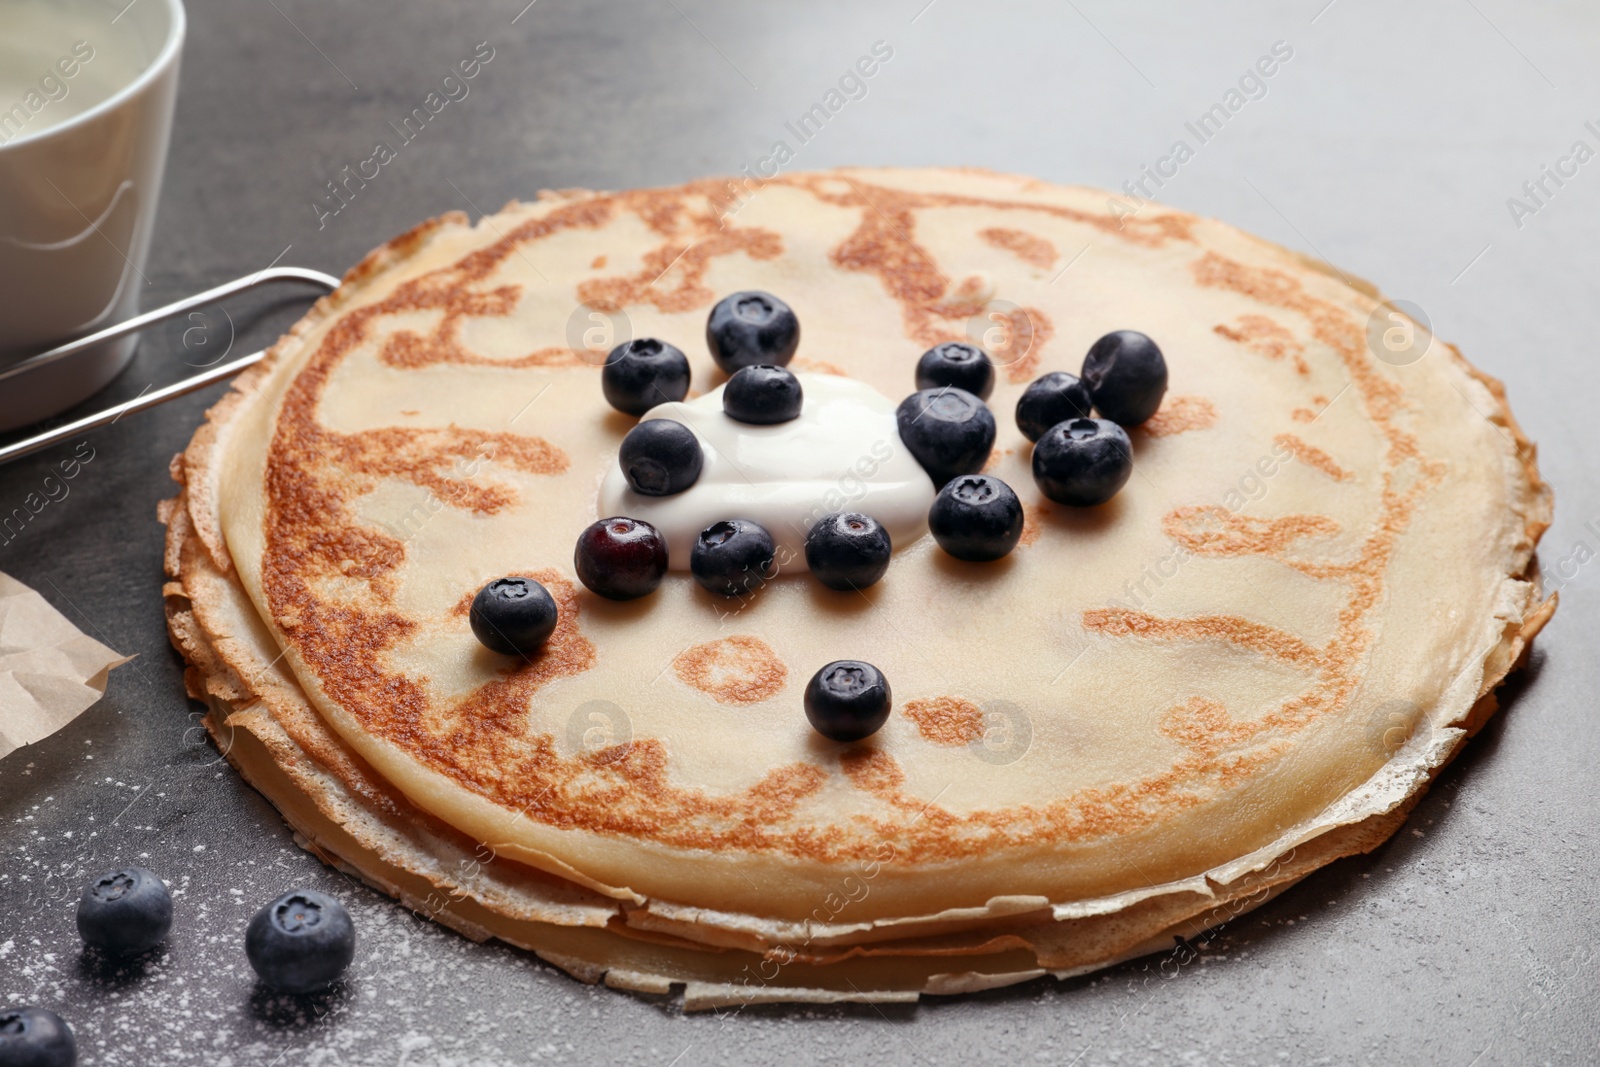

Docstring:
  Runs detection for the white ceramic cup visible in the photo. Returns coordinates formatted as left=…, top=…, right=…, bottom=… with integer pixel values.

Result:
left=0, top=0, right=185, bottom=432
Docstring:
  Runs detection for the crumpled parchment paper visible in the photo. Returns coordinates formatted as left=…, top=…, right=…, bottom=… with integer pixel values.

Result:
left=0, top=570, right=129, bottom=758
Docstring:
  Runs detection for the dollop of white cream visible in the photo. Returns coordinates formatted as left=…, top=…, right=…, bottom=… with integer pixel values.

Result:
left=599, top=373, right=935, bottom=572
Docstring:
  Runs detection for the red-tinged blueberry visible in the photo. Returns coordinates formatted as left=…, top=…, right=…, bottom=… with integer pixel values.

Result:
left=575, top=517, right=669, bottom=600
left=894, top=387, right=996, bottom=487
left=928, top=474, right=1024, bottom=562
left=706, top=291, right=800, bottom=374
left=690, top=519, right=775, bottom=598
left=619, top=419, right=703, bottom=496
left=245, top=889, right=355, bottom=995
left=0, top=1008, right=76, bottom=1067
left=723, top=364, right=803, bottom=425
left=76, top=867, right=172, bottom=957
left=1015, top=371, right=1093, bottom=442
left=804, top=661, right=892, bottom=742
left=1081, top=330, right=1168, bottom=425
left=1032, top=417, right=1133, bottom=506
left=601, top=338, right=691, bottom=416
left=804, top=512, right=892, bottom=591
left=470, top=577, right=558, bottom=655
left=915, top=342, right=994, bottom=399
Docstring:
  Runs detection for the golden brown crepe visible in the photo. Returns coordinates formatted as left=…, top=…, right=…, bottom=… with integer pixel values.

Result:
left=162, top=167, right=1553, bottom=1006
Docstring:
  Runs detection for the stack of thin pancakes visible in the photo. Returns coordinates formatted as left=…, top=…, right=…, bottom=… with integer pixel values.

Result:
left=161, top=168, right=1553, bottom=1008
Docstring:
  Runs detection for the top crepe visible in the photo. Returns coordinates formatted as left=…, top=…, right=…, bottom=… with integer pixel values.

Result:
left=188, top=168, right=1551, bottom=929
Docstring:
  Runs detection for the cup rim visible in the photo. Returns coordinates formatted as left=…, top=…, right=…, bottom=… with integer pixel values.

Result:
left=0, top=0, right=188, bottom=153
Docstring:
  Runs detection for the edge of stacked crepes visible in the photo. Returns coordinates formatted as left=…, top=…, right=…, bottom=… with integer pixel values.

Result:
left=160, top=170, right=1553, bottom=1009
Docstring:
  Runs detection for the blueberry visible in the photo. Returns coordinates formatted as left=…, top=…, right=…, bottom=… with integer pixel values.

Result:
left=706, top=291, right=800, bottom=374
left=915, top=342, right=994, bottom=400
left=0, top=1007, right=76, bottom=1067
left=805, top=513, right=892, bottom=591
left=1081, top=330, right=1168, bottom=425
left=928, top=475, right=1025, bottom=562
left=804, top=661, right=892, bottom=742
left=1031, top=417, right=1134, bottom=506
left=1015, top=371, right=1093, bottom=442
left=470, top=577, right=558, bottom=655
left=245, top=889, right=355, bottom=995
left=601, top=338, right=691, bottom=416
left=618, top=419, right=703, bottom=497
left=722, top=364, right=803, bottom=425
left=76, top=867, right=172, bottom=957
left=690, top=519, right=775, bottom=598
left=894, top=387, right=996, bottom=487
left=575, top=517, right=669, bottom=601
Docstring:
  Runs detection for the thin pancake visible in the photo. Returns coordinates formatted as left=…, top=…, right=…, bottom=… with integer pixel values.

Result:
left=167, top=167, right=1551, bottom=970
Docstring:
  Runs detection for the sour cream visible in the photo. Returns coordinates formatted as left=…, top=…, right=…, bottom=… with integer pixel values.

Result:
left=598, top=373, right=935, bottom=572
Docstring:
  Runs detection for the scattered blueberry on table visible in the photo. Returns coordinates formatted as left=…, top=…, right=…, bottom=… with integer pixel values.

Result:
left=1031, top=417, right=1134, bottom=507
left=245, top=889, right=356, bottom=995
left=618, top=418, right=704, bottom=496
left=804, top=660, right=893, bottom=742
left=805, top=512, right=892, bottom=590
left=575, top=517, right=670, bottom=601
left=895, top=386, right=996, bottom=486
left=690, top=519, right=776, bottom=597
left=601, top=338, right=691, bottom=416
left=722, top=364, right=804, bottom=425
left=0, top=1007, right=76, bottom=1067
left=915, top=341, right=994, bottom=399
left=1081, top=329, right=1168, bottom=426
left=469, top=577, right=559, bottom=655
left=76, top=866, right=172, bottom=958
left=1015, top=370, right=1093, bottom=442
left=706, top=290, right=800, bottom=374
left=928, top=474, right=1025, bottom=561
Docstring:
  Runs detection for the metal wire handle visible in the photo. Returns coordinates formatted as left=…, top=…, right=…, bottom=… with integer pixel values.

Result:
left=0, top=266, right=340, bottom=468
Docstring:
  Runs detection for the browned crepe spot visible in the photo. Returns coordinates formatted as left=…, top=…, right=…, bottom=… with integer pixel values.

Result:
left=793, top=357, right=850, bottom=377
left=979, top=227, right=1057, bottom=268
left=1214, top=314, right=1310, bottom=375
left=1083, top=609, right=1321, bottom=668
left=903, top=697, right=984, bottom=746
left=807, top=174, right=1176, bottom=375
left=1141, top=396, right=1218, bottom=437
left=1160, top=697, right=1238, bottom=755
left=840, top=748, right=907, bottom=795
left=1274, top=433, right=1352, bottom=481
left=672, top=636, right=787, bottom=705
left=579, top=225, right=784, bottom=315
left=1164, top=506, right=1340, bottom=560
left=1018, top=505, right=1044, bottom=547
left=380, top=328, right=581, bottom=371
left=993, top=306, right=1052, bottom=383
left=335, top=426, right=568, bottom=511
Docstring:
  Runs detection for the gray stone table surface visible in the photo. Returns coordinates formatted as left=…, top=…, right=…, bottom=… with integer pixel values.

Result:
left=1, top=0, right=1597, bottom=1063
